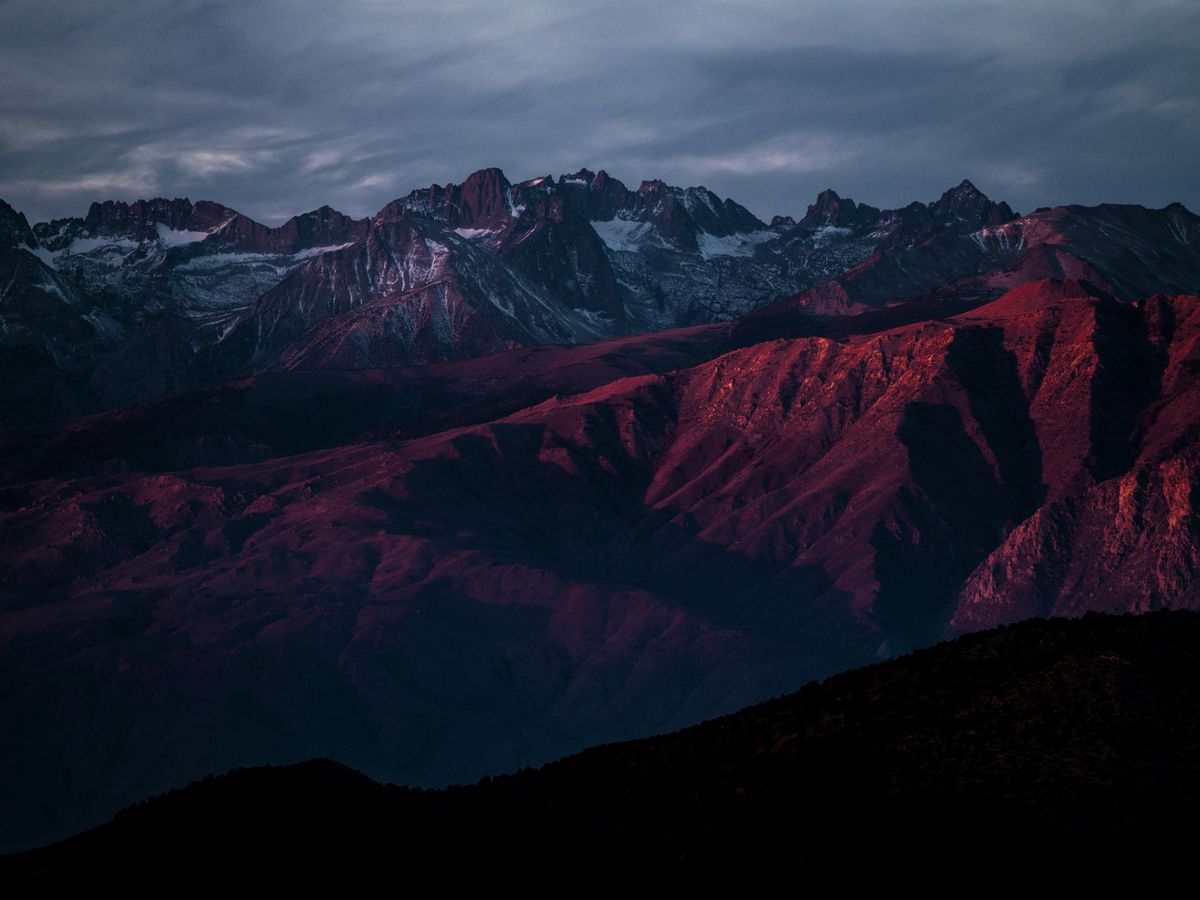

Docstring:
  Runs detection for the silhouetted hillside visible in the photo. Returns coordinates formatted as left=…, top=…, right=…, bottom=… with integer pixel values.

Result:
left=6, top=610, right=1200, bottom=891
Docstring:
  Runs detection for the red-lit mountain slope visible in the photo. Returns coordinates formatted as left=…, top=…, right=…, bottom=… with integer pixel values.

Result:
left=3, top=278, right=1199, bottom=849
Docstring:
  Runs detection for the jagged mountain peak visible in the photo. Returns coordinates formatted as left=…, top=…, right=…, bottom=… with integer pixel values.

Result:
left=298, top=203, right=350, bottom=219
left=800, top=188, right=854, bottom=228
left=47, top=197, right=257, bottom=245
left=385, top=167, right=520, bottom=231
left=283, top=204, right=362, bottom=229
left=558, top=168, right=596, bottom=184
left=637, top=178, right=669, bottom=194
left=930, top=178, right=1017, bottom=226
left=950, top=177, right=983, bottom=195
left=84, top=196, right=195, bottom=236
left=270, top=205, right=369, bottom=251
left=461, top=166, right=511, bottom=189
left=797, top=187, right=881, bottom=233
left=592, top=169, right=620, bottom=187
left=0, top=197, right=36, bottom=248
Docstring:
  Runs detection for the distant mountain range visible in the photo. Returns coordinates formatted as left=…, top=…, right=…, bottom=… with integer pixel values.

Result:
left=2, top=169, right=1199, bottom=852
left=6, top=169, right=1196, bottom=422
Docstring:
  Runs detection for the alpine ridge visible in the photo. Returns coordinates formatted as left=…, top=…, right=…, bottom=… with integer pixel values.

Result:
left=5, top=170, right=1196, bottom=424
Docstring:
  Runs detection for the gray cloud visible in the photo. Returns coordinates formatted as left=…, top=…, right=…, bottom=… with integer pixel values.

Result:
left=1, top=0, right=1196, bottom=225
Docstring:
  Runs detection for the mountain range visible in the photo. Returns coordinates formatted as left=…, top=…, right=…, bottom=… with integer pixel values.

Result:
left=2, top=169, right=1200, bottom=851
left=9, top=169, right=1196, bottom=423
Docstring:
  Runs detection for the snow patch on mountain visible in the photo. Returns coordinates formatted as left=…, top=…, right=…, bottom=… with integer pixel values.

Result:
left=25, top=245, right=58, bottom=270
left=696, top=230, right=773, bottom=259
left=969, top=223, right=1025, bottom=253
left=65, top=236, right=141, bottom=256
left=174, top=253, right=282, bottom=271
left=811, top=225, right=852, bottom=245
left=295, top=242, right=356, bottom=259
left=173, top=244, right=355, bottom=273
left=681, top=188, right=719, bottom=216
left=155, top=224, right=210, bottom=247
left=591, top=218, right=654, bottom=252
left=505, top=189, right=526, bottom=219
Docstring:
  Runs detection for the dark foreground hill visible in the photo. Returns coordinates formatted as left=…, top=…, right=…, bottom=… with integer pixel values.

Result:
left=6, top=610, right=1200, bottom=891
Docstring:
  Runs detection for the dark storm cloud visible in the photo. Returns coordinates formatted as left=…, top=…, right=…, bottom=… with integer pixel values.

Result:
left=1, top=0, right=1197, bottom=225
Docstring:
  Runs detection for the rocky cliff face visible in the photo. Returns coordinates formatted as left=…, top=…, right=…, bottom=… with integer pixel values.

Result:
left=952, top=292, right=1200, bottom=628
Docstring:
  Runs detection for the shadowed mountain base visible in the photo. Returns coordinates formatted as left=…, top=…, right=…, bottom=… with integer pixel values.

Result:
left=5, top=610, right=1200, bottom=892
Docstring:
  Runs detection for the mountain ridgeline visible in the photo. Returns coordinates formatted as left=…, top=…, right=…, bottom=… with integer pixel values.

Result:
left=6, top=170, right=1197, bottom=422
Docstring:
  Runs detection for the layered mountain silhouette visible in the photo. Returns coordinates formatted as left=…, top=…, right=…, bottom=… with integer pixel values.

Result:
left=5, top=611, right=1200, bottom=890
left=2, top=170, right=1199, bottom=851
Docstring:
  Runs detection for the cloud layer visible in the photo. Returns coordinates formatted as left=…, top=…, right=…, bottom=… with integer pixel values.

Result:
left=2, top=0, right=1197, bottom=224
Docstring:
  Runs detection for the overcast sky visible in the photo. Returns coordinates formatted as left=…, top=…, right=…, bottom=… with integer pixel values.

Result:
left=1, top=0, right=1197, bottom=225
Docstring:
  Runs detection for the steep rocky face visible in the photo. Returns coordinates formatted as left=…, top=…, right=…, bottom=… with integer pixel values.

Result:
left=79, top=198, right=221, bottom=241
left=387, top=166, right=777, bottom=327
left=271, top=206, right=370, bottom=253
left=798, top=188, right=880, bottom=230
left=390, top=167, right=517, bottom=231
left=930, top=178, right=1017, bottom=227
left=0, top=217, right=101, bottom=376
left=5, top=280, right=1200, bottom=849
left=210, top=215, right=614, bottom=375
left=0, top=198, right=36, bottom=248
left=390, top=167, right=828, bottom=332
left=952, top=292, right=1200, bottom=628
